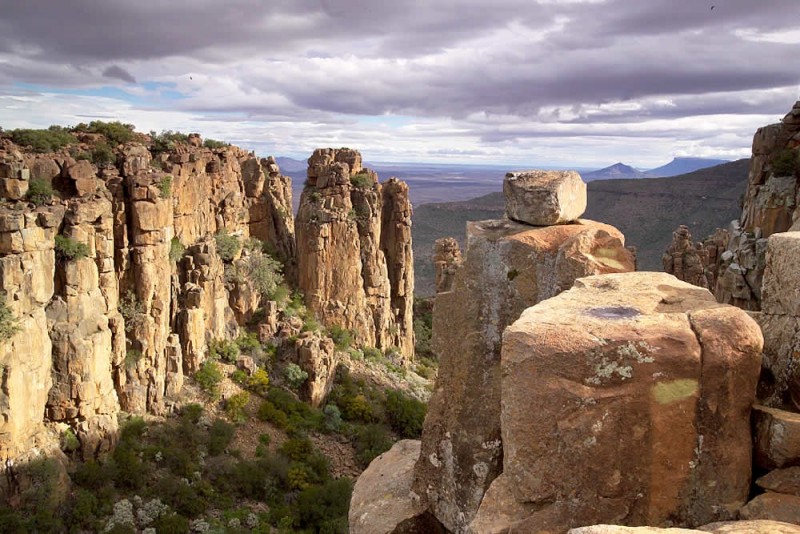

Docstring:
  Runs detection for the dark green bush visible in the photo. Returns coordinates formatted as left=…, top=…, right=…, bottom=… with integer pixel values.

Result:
left=236, top=330, right=260, bottom=352
left=257, top=400, right=290, bottom=429
left=208, top=418, right=235, bottom=455
left=73, top=121, right=136, bottom=145
left=353, top=424, right=393, bottom=468
left=384, top=390, right=426, bottom=438
left=209, top=338, right=240, bottom=363
left=54, top=234, right=90, bottom=260
left=169, top=236, right=185, bottom=263
left=26, top=178, right=55, bottom=206
left=203, top=138, right=228, bottom=149
left=158, top=175, right=173, bottom=197
left=195, top=360, right=223, bottom=398
left=215, top=230, right=241, bottom=262
left=9, top=125, right=76, bottom=152
left=328, top=325, right=354, bottom=351
left=225, top=392, right=250, bottom=423
left=152, top=513, right=190, bottom=534
left=90, top=142, right=115, bottom=166
left=293, top=478, right=353, bottom=534
left=152, top=475, right=208, bottom=517
left=350, top=171, right=373, bottom=189
left=150, top=130, right=190, bottom=152
left=119, top=290, right=146, bottom=333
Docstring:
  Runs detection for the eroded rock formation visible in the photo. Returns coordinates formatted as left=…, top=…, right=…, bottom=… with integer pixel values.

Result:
left=715, top=100, right=800, bottom=310
left=472, top=272, right=762, bottom=532
left=0, top=133, right=295, bottom=465
left=296, top=148, right=414, bottom=361
left=662, top=225, right=728, bottom=290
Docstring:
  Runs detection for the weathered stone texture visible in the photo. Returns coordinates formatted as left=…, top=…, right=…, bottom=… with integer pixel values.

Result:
left=414, top=218, right=635, bottom=533
left=569, top=521, right=800, bottom=533
left=433, top=237, right=462, bottom=293
left=504, top=170, right=587, bottom=225
left=472, top=272, right=762, bottom=533
left=296, top=148, right=414, bottom=361
left=663, top=225, right=727, bottom=290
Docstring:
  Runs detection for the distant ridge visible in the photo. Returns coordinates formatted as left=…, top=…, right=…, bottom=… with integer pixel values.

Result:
left=582, top=157, right=731, bottom=182
left=275, top=156, right=308, bottom=173
left=644, top=157, right=730, bottom=177
left=582, top=162, right=645, bottom=181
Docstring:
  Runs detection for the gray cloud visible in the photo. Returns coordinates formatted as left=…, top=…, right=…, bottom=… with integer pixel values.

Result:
left=102, top=65, right=136, bottom=83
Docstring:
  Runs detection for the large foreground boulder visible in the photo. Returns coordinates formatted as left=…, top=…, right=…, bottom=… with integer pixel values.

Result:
left=569, top=521, right=800, bottom=533
left=471, top=272, right=763, bottom=533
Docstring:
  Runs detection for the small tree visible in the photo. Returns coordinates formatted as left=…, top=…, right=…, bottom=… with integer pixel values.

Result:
left=26, top=179, right=55, bottom=206
left=0, top=293, right=20, bottom=343
left=215, top=230, right=241, bottom=262
left=54, top=235, right=90, bottom=261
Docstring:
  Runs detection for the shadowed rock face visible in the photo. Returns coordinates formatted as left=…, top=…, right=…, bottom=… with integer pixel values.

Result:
left=471, top=272, right=762, bottom=533
left=295, top=148, right=414, bottom=361
left=715, top=100, right=800, bottom=311
left=413, top=217, right=635, bottom=533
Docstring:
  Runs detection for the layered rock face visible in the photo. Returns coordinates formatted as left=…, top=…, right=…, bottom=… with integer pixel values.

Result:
left=296, top=148, right=414, bottom=360
left=662, top=225, right=728, bottom=290
left=471, top=272, right=762, bottom=533
left=433, top=237, right=462, bottom=294
left=0, top=134, right=295, bottom=462
left=715, top=100, right=800, bottom=310
left=411, top=172, right=635, bottom=532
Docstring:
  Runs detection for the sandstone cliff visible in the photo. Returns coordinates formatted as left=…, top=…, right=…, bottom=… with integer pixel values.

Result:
left=296, top=148, right=414, bottom=361
left=0, top=131, right=295, bottom=465
left=715, top=100, right=800, bottom=310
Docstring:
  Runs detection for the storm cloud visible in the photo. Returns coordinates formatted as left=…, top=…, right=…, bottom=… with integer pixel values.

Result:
left=0, top=0, right=798, bottom=166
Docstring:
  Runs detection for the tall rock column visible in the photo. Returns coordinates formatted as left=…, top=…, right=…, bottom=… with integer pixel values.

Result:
left=411, top=171, right=636, bottom=532
left=296, top=148, right=414, bottom=360
left=0, top=203, right=62, bottom=463
left=46, top=198, right=121, bottom=459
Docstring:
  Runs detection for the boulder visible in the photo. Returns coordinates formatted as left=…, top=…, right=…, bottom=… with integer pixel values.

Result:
left=754, top=405, right=800, bottom=470
left=757, top=466, right=800, bottom=496
left=472, top=272, right=763, bottom=533
left=349, top=440, right=427, bottom=534
left=433, top=237, right=462, bottom=293
left=414, top=219, right=635, bottom=532
left=295, top=334, right=339, bottom=408
left=740, top=493, right=800, bottom=525
left=568, top=521, right=800, bottom=533
left=762, top=232, right=800, bottom=316
left=503, top=170, right=586, bottom=225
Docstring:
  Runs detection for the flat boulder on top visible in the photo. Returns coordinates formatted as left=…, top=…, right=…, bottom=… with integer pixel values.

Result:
left=504, top=170, right=587, bottom=226
left=471, top=272, right=763, bottom=533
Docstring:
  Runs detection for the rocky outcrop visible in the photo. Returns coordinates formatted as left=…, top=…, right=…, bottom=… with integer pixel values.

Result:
left=411, top=172, right=635, bottom=533
left=504, top=170, right=587, bottom=226
left=296, top=148, right=414, bottom=361
left=0, top=132, right=296, bottom=462
left=294, top=333, right=339, bottom=408
left=568, top=521, right=800, bottom=533
left=715, top=100, right=800, bottom=310
left=471, top=272, right=762, bottom=533
left=433, top=237, right=462, bottom=293
left=663, top=225, right=728, bottom=290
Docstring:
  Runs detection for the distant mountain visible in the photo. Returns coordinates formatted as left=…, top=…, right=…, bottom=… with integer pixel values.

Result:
left=644, top=157, right=730, bottom=178
left=582, top=163, right=645, bottom=181
left=275, top=156, right=308, bottom=173
left=412, top=159, right=750, bottom=296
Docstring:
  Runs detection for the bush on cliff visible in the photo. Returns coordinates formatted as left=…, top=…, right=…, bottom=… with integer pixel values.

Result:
left=54, top=234, right=90, bottom=261
left=215, top=230, right=241, bottom=262
left=350, top=171, right=373, bottom=189
left=772, top=148, right=799, bottom=176
left=0, top=293, right=19, bottom=343
left=73, top=121, right=136, bottom=146
left=384, top=389, right=426, bottom=438
left=8, top=126, right=76, bottom=152
left=90, top=142, right=115, bottom=166
left=26, top=178, right=56, bottom=205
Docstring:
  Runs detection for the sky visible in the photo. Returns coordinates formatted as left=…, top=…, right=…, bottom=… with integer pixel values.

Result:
left=0, top=0, right=799, bottom=168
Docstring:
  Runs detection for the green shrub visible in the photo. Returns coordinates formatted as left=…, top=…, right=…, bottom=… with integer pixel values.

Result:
left=279, top=436, right=314, bottom=461
left=73, top=121, right=136, bottom=145
left=340, top=393, right=376, bottom=423
left=362, top=346, right=383, bottom=362
left=61, top=428, right=80, bottom=452
left=236, top=330, right=260, bottom=352
left=243, top=250, right=284, bottom=298
left=284, top=363, right=309, bottom=389
left=158, top=175, right=173, bottom=198
left=9, top=126, right=76, bottom=152
left=328, top=325, right=354, bottom=351
left=215, top=230, right=241, bottom=262
left=125, top=348, right=142, bottom=368
left=90, top=142, right=115, bottom=166
left=772, top=148, right=799, bottom=176
left=169, top=236, right=185, bottom=263
left=353, top=424, right=393, bottom=467
left=257, top=400, right=289, bottom=429
left=119, top=291, right=147, bottom=333
left=203, top=138, right=228, bottom=149
left=323, top=404, right=343, bottom=432
left=208, top=418, right=236, bottom=455
left=54, top=234, right=90, bottom=261
left=294, top=478, right=353, bottom=534
left=226, top=392, right=250, bottom=422
left=26, top=178, right=55, bottom=206
left=301, top=316, right=322, bottom=334
left=247, top=368, right=270, bottom=395
left=195, top=360, right=223, bottom=399
left=209, top=338, right=240, bottom=363
left=0, top=293, right=20, bottom=343
left=350, top=171, right=373, bottom=189
left=384, top=390, right=426, bottom=438
left=150, top=130, right=189, bottom=152
left=152, top=513, right=190, bottom=534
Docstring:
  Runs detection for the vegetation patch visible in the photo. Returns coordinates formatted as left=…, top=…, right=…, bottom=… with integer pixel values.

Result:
left=195, top=360, right=223, bottom=399
left=26, top=178, right=56, bottom=206
left=214, top=230, right=241, bottom=262
left=0, top=293, right=19, bottom=343
left=169, top=236, right=185, bottom=264
left=158, top=175, right=173, bottom=198
left=8, top=125, right=76, bottom=152
left=73, top=121, right=136, bottom=145
left=90, top=142, right=115, bottom=166
left=772, top=148, right=799, bottom=176
left=54, top=234, right=90, bottom=261
left=350, top=171, right=373, bottom=189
